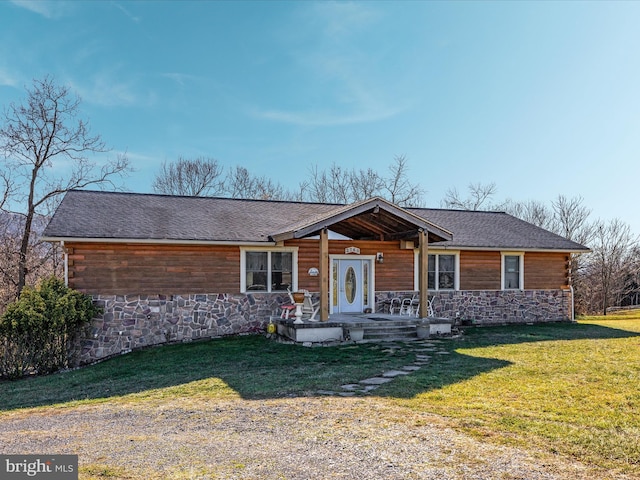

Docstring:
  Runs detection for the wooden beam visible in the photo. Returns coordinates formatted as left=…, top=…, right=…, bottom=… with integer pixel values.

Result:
left=418, top=229, right=429, bottom=318
left=320, top=227, right=329, bottom=321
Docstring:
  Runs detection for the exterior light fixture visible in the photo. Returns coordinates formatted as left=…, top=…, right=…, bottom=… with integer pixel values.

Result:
left=376, top=252, right=384, bottom=264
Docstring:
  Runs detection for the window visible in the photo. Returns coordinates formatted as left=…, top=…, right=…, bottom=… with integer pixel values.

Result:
left=502, top=252, right=524, bottom=290
left=363, top=261, right=369, bottom=306
left=415, top=251, right=459, bottom=290
left=241, top=248, right=297, bottom=292
left=429, top=253, right=457, bottom=290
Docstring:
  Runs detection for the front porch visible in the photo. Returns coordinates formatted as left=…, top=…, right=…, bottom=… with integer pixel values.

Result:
left=272, top=313, right=454, bottom=344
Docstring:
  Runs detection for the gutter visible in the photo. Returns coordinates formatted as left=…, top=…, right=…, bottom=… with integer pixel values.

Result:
left=40, top=236, right=276, bottom=247
left=429, top=245, right=591, bottom=254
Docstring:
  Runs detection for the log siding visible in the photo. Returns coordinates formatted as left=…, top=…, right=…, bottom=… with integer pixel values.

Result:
left=524, top=252, right=569, bottom=289
left=66, top=242, right=570, bottom=295
left=66, top=242, right=240, bottom=295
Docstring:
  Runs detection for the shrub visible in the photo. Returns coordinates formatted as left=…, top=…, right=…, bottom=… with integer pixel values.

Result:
left=0, top=277, right=100, bottom=379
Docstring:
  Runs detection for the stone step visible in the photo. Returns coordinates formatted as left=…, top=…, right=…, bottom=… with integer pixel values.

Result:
left=363, top=324, right=418, bottom=340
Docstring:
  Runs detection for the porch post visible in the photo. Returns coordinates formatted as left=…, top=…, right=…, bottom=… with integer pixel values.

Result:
left=320, top=227, right=329, bottom=321
left=418, top=229, right=429, bottom=318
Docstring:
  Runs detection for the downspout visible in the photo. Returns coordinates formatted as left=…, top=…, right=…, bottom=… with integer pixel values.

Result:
left=62, top=240, right=69, bottom=287
left=570, top=285, right=575, bottom=322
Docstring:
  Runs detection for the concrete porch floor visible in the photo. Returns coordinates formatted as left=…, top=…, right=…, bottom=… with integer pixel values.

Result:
left=272, top=313, right=454, bottom=344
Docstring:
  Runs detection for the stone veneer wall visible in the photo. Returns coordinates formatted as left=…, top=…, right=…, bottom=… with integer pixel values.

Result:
left=434, top=289, right=572, bottom=324
left=77, top=288, right=571, bottom=365
left=376, top=289, right=572, bottom=325
left=76, top=292, right=290, bottom=365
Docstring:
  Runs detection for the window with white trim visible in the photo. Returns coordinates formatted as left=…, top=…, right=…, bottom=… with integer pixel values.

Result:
left=429, top=254, right=456, bottom=290
left=501, top=252, right=524, bottom=290
left=414, top=251, right=459, bottom=290
left=240, top=248, right=297, bottom=292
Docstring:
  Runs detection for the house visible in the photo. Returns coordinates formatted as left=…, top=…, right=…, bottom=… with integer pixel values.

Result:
left=42, top=190, right=589, bottom=363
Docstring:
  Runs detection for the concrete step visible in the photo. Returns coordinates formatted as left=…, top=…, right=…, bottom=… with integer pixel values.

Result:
left=363, top=323, right=418, bottom=340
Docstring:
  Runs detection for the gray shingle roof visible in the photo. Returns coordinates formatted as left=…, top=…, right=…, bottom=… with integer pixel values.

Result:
left=42, top=190, right=589, bottom=252
left=409, top=208, right=589, bottom=251
left=43, top=190, right=338, bottom=243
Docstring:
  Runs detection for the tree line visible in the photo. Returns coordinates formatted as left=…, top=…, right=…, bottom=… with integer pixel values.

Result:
left=1, top=76, right=637, bottom=315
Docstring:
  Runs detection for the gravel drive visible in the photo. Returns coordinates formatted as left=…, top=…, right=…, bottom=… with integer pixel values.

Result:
left=0, top=396, right=626, bottom=480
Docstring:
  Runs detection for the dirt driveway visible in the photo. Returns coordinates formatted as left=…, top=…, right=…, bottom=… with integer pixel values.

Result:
left=0, top=395, right=622, bottom=480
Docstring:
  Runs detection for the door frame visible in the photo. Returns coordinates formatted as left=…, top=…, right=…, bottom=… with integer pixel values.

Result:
left=329, top=254, right=376, bottom=314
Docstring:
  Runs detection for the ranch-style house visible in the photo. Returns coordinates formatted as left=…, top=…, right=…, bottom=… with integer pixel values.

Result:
left=42, top=190, right=589, bottom=363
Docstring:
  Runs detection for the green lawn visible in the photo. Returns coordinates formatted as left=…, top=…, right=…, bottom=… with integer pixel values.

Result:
left=1, top=314, right=639, bottom=475
left=0, top=335, right=417, bottom=410
left=382, top=312, right=640, bottom=475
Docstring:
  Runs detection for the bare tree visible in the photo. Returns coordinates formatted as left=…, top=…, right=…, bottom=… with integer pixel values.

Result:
left=351, top=167, right=384, bottom=201
left=301, top=163, right=354, bottom=204
left=586, top=219, right=636, bottom=314
left=382, top=155, right=424, bottom=207
left=441, top=182, right=501, bottom=210
left=550, top=195, right=593, bottom=246
left=0, top=76, right=130, bottom=296
left=504, top=199, right=554, bottom=230
left=225, top=166, right=288, bottom=200
left=620, top=246, right=640, bottom=307
left=301, top=156, right=424, bottom=207
left=152, top=156, right=225, bottom=196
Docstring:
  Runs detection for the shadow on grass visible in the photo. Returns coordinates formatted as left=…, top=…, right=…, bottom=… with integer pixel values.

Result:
left=373, top=321, right=640, bottom=399
left=451, top=320, right=640, bottom=348
left=1, top=322, right=637, bottom=411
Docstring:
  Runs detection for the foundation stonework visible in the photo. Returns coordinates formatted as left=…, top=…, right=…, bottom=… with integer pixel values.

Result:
left=431, top=289, right=572, bottom=325
left=376, top=289, right=572, bottom=325
left=77, top=289, right=571, bottom=364
left=76, top=292, right=289, bottom=365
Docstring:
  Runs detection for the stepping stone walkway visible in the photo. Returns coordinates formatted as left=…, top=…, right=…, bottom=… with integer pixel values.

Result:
left=360, top=376, right=394, bottom=385
left=382, top=370, right=411, bottom=378
left=313, top=339, right=453, bottom=396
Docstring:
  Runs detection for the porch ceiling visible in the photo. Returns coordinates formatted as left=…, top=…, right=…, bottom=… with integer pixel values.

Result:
left=327, top=208, right=438, bottom=241
left=270, top=197, right=453, bottom=242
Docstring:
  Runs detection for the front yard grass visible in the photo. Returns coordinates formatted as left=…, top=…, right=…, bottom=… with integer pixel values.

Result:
left=381, top=312, right=640, bottom=476
left=0, top=335, right=416, bottom=410
left=1, top=313, right=639, bottom=476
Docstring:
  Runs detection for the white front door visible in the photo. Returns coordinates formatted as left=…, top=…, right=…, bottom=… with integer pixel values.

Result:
left=333, top=258, right=372, bottom=313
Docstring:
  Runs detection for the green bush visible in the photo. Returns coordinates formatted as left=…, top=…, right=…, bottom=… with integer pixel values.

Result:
left=0, top=277, right=100, bottom=379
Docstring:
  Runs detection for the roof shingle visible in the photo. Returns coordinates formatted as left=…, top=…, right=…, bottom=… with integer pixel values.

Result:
left=42, top=190, right=589, bottom=252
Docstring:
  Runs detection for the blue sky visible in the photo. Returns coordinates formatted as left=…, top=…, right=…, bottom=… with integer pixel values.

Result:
left=1, top=1, right=640, bottom=234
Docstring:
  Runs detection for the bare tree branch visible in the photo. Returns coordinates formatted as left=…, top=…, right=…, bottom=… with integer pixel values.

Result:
left=0, top=76, right=130, bottom=296
left=586, top=219, right=637, bottom=314
left=551, top=195, right=593, bottom=245
left=225, top=166, right=288, bottom=200
left=0, top=171, right=14, bottom=211
left=441, top=182, right=499, bottom=210
left=382, top=155, right=425, bottom=207
left=301, top=156, right=424, bottom=207
left=152, top=157, right=225, bottom=196
left=503, top=199, right=554, bottom=230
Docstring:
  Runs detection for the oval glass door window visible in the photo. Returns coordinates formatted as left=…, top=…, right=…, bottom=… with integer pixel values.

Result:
left=345, top=266, right=357, bottom=304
